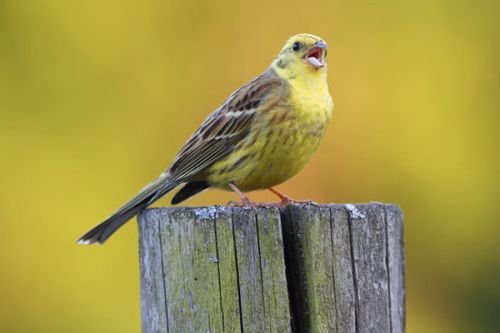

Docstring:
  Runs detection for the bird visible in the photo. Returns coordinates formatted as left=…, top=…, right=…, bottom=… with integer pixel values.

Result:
left=78, top=33, right=333, bottom=244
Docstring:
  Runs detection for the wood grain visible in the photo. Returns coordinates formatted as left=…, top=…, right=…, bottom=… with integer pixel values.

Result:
left=138, top=204, right=405, bottom=333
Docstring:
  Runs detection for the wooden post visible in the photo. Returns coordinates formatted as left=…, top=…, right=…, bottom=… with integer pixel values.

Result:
left=138, top=203, right=405, bottom=333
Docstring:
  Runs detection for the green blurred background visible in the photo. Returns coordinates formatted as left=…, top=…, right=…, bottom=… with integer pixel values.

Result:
left=1, top=0, right=499, bottom=332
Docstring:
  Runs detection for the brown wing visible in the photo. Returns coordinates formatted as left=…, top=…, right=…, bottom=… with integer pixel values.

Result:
left=167, top=68, right=286, bottom=181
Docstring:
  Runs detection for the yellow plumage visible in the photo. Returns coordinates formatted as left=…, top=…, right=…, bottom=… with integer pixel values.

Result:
left=79, top=33, right=333, bottom=244
left=206, top=34, right=333, bottom=191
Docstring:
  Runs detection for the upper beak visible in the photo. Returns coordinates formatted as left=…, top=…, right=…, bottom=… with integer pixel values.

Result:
left=305, top=41, right=328, bottom=69
left=314, top=41, right=328, bottom=50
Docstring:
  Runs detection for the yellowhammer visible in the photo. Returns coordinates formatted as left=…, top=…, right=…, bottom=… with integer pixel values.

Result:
left=79, top=33, right=333, bottom=244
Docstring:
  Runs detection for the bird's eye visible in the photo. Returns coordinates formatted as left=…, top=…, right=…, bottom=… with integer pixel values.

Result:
left=292, top=41, right=301, bottom=52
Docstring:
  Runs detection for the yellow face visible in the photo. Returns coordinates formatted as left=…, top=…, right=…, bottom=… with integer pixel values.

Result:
left=272, top=33, right=328, bottom=78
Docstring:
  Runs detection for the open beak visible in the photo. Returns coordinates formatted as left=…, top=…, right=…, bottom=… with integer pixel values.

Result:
left=305, top=41, right=327, bottom=69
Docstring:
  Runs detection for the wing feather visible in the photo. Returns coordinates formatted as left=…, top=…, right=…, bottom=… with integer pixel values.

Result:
left=167, top=69, right=285, bottom=181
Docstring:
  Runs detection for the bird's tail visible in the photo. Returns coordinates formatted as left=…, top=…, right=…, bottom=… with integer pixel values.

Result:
left=77, top=173, right=179, bottom=245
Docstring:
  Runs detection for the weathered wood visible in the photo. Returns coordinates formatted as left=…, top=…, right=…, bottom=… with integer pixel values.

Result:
left=138, top=210, right=168, bottom=333
left=138, top=203, right=405, bottom=333
left=385, top=205, right=405, bottom=333
left=231, top=208, right=291, bottom=332
left=254, top=208, right=291, bottom=332
left=214, top=207, right=242, bottom=332
left=281, top=205, right=337, bottom=332
left=330, top=206, right=356, bottom=332
left=347, top=204, right=391, bottom=332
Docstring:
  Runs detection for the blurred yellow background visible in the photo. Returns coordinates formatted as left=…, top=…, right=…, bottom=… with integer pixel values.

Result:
left=1, top=0, right=499, bottom=332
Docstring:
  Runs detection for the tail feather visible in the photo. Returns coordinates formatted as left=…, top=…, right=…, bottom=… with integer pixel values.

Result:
left=77, top=203, right=145, bottom=244
left=78, top=174, right=179, bottom=244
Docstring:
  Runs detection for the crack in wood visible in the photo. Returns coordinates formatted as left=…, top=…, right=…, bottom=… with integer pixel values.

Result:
left=231, top=209, right=245, bottom=333
left=328, top=207, right=340, bottom=333
left=347, top=207, right=360, bottom=333
left=383, top=206, right=393, bottom=333
left=213, top=216, right=225, bottom=333
left=157, top=216, right=171, bottom=333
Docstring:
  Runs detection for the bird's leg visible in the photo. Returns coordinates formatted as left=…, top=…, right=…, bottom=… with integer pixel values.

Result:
left=268, top=187, right=294, bottom=204
left=268, top=187, right=314, bottom=205
left=228, top=182, right=253, bottom=206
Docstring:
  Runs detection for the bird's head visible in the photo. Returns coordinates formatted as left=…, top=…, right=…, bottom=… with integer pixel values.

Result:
left=272, top=33, right=329, bottom=80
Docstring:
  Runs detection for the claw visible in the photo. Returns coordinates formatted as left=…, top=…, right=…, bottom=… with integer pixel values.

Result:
left=268, top=187, right=315, bottom=205
left=227, top=200, right=281, bottom=208
left=280, top=198, right=316, bottom=205
left=227, top=200, right=250, bottom=207
left=227, top=183, right=315, bottom=208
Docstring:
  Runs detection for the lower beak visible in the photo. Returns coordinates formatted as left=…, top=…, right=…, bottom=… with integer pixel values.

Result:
left=305, top=41, right=328, bottom=68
